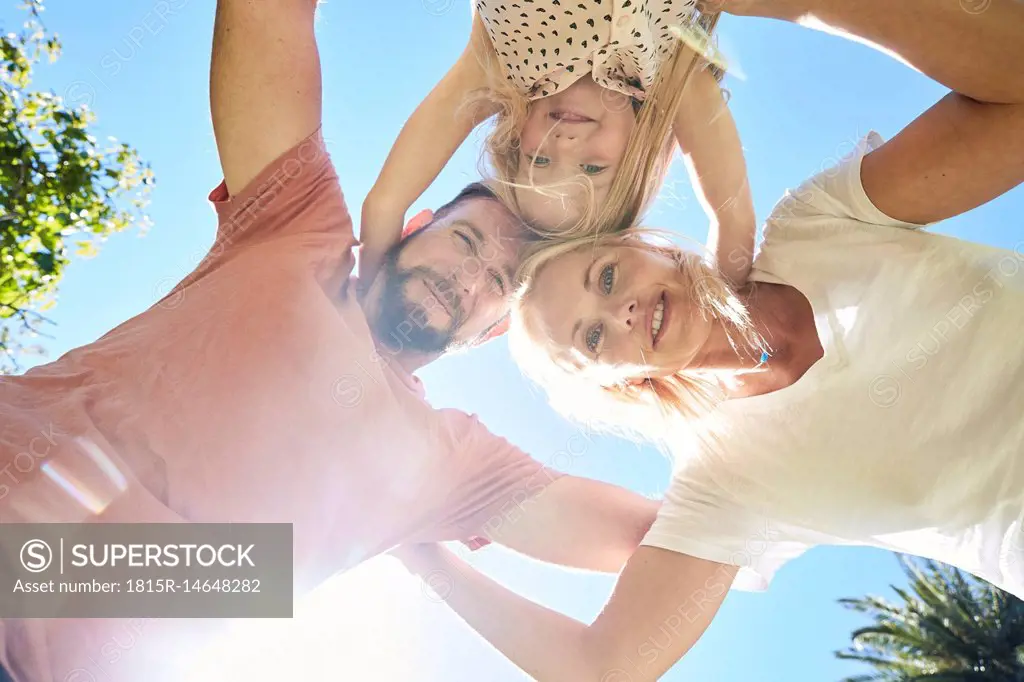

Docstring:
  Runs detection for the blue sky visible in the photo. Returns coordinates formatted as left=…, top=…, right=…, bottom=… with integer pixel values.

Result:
left=5, top=0, right=1022, bottom=680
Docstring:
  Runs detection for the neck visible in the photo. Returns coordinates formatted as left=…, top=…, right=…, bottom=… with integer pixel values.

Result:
left=688, top=283, right=796, bottom=374
left=686, top=323, right=757, bottom=372
left=689, top=283, right=822, bottom=399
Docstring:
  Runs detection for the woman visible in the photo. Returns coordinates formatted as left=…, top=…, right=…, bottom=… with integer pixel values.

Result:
left=394, top=1, right=1024, bottom=680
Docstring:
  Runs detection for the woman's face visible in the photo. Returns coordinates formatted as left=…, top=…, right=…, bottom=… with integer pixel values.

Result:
left=515, top=76, right=636, bottom=230
left=526, top=242, right=713, bottom=380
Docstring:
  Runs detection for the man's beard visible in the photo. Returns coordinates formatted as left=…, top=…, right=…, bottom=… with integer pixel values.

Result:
left=369, top=250, right=462, bottom=356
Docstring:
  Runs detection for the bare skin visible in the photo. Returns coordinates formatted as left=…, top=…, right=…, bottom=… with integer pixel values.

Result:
left=707, top=0, right=1024, bottom=225
left=708, top=0, right=1024, bottom=105
left=394, top=2, right=1024, bottom=680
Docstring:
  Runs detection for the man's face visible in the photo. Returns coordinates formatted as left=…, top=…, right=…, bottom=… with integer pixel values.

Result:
left=369, top=197, right=526, bottom=355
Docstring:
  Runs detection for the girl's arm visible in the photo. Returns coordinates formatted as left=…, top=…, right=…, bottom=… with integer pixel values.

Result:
left=394, top=542, right=737, bottom=682
left=673, top=65, right=757, bottom=287
left=359, top=13, right=500, bottom=282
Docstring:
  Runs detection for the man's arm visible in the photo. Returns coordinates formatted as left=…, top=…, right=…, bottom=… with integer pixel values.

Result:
left=211, top=0, right=322, bottom=195
left=487, top=476, right=661, bottom=573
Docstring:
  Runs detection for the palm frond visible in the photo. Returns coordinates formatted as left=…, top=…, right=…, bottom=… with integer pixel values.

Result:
left=836, top=555, right=1024, bottom=682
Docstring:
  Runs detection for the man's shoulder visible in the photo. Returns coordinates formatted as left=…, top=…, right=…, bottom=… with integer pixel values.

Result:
left=209, top=129, right=354, bottom=253
left=431, top=405, right=482, bottom=430
left=429, top=407, right=510, bottom=448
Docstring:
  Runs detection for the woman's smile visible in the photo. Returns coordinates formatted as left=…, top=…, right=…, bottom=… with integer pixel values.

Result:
left=651, top=291, right=668, bottom=349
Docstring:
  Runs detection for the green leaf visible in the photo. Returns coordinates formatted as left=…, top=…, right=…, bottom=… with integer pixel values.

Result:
left=837, top=555, right=1024, bottom=682
left=0, top=0, right=154, bottom=373
left=29, top=250, right=53, bottom=273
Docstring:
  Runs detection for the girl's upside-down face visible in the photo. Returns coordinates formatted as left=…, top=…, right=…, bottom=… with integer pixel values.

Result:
left=515, top=76, right=637, bottom=231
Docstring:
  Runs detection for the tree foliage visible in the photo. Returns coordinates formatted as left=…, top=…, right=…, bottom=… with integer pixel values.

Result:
left=837, top=555, right=1024, bottom=682
left=0, top=0, right=153, bottom=372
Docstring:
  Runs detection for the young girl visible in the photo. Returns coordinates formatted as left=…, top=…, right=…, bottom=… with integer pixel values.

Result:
left=360, top=2, right=756, bottom=289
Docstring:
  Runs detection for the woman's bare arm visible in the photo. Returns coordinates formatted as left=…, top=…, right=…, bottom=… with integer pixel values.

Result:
left=719, top=0, right=1024, bottom=105
left=395, top=543, right=737, bottom=682
left=712, top=0, right=1024, bottom=223
left=861, top=93, right=1024, bottom=225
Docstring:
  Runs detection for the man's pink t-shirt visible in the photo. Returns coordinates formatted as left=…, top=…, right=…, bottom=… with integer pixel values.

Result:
left=0, top=130, right=557, bottom=681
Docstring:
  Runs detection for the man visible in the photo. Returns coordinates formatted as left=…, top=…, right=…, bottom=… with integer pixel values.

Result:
left=0, top=1, right=658, bottom=680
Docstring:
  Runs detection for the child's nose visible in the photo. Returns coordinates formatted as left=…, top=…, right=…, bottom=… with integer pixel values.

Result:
left=553, top=129, right=579, bottom=144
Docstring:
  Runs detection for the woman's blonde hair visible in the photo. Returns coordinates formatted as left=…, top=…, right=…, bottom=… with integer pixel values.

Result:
left=508, top=230, right=766, bottom=445
left=468, top=11, right=724, bottom=241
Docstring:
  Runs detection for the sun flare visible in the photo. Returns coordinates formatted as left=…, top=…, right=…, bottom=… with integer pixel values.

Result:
left=188, top=557, right=424, bottom=681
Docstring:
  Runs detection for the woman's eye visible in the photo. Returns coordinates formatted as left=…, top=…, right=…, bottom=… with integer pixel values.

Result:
left=600, top=264, right=615, bottom=294
left=581, top=164, right=606, bottom=175
left=531, top=155, right=551, bottom=167
left=585, top=324, right=603, bottom=354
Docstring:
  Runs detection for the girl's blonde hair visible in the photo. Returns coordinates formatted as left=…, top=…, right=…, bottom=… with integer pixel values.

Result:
left=469, top=11, right=724, bottom=241
left=508, top=230, right=766, bottom=445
